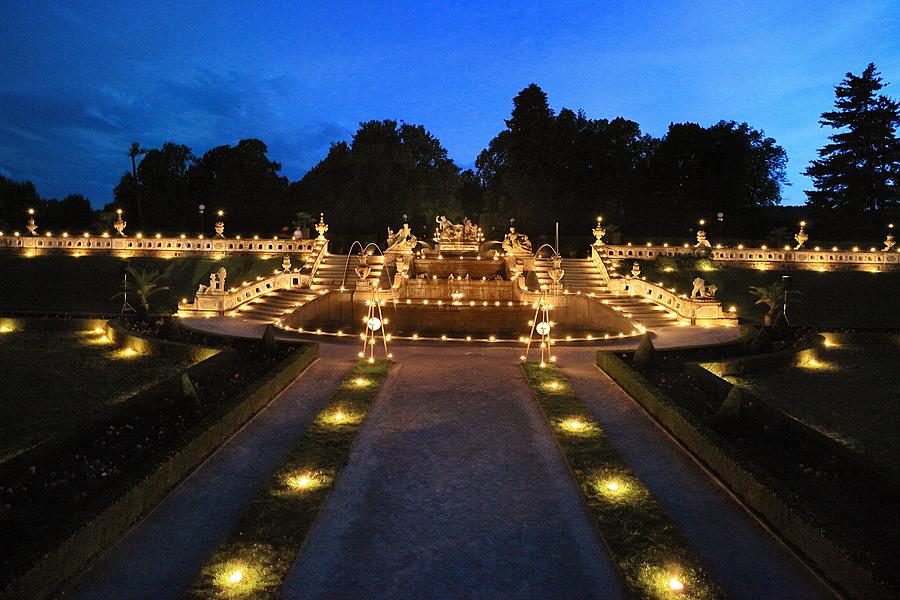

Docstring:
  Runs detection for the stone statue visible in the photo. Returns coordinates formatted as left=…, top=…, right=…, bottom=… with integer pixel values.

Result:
left=114, top=211, right=127, bottom=237
left=882, top=233, right=895, bottom=252
left=282, top=255, right=292, bottom=271
left=434, top=216, right=481, bottom=243
left=386, top=223, right=417, bottom=253
left=214, top=220, right=225, bottom=238
left=501, top=227, right=532, bottom=254
left=26, top=212, right=37, bottom=236
left=592, top=218, right=606, bottom=245
left=691, top=277, right=705, bottom=299
left=694, top=230, right=711, bottom=249
left=216, top=267, right=227, bottom=292
left=794, top=222, right=808, bottom=250
left=691, top=277, right=717, bottom=299
left=315, top=213, right=329, bottom=240
left=631, top=262, right=641, bottom=277
left=395, top=253, right=411, bottom=277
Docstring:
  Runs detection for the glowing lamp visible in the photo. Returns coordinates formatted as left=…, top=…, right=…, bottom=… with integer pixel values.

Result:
left=228, top=570, right=243, bottom=584
left=367, top=317, right=382, bottom=331
left=668, top=577, right=684, bottom=591
left=606, top=481, right=619, bottom=492
left=536, top=321, right=551, bottom=336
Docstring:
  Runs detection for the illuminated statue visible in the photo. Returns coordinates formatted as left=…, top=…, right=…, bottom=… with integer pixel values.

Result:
left=694, top=230, right=711, bottom=249
left=794, top=221, right=808, bottom=250
left=386, top=222, right=417, bottom=253
left=434, top=216, right=482, bottom=243
left=502, top=227, right=532, bottom=255
left=690, top=277, right=717, bottom=299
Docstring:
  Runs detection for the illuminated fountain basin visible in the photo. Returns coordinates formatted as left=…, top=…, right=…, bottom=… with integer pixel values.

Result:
left=281, top=264, right=636, bottom=341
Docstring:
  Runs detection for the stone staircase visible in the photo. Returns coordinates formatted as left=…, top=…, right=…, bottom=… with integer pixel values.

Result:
left=534, top=257, right=607, bottom=293
left=534, top=256, right=678, bottom=329
left=311, top=253, right=385, bottom=290
left=234, top=288, right=318, bottom=322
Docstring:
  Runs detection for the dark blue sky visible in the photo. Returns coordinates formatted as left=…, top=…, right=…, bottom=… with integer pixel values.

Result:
left=1, top=1, right=898, bottom=207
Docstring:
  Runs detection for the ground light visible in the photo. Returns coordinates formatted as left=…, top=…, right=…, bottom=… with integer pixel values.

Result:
left=289, top=473, right=314, bottom=490
left=354, top=377, right=369, bottom=387
left=668, top=577, right=684, bottom=591
left=606, top=481, right=619, bottom=492
left=562, top=418, right=586, bottom=431
left=0, top=325, right=11, bottom=333
left=229, top=570, right=243, bottom=584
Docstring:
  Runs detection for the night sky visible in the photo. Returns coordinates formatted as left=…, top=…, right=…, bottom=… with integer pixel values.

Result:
left=1, top=1, right=898, bottom=207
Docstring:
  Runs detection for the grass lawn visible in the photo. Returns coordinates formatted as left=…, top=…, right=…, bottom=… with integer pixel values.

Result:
left=727, top=338, right=900, bottom=487
left=0, top=329, right=192, bottom=462
left=628, top=255, right=900, bottom=328
left=523, top=363, right=721, bottom=600
left=0, top=254, right=282, bottom=315
left=188, top=360, right=391, bottom=599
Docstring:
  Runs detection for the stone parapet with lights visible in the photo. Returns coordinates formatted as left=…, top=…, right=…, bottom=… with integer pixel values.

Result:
left=602, top=242, right=900, bottom=272
left=0, top=232, right=321, bottom=259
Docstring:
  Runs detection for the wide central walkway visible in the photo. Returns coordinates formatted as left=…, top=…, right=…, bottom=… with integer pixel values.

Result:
left=284, top=346, right=624, bottom=599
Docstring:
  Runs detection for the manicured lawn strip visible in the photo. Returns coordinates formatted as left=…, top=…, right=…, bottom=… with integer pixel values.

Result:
left=187, top=360, right=391, bottom=599
left=522, top=363, right=722, bottom=600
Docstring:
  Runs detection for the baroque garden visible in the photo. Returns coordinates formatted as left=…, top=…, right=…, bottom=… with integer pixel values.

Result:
left=1, top=207, right=898, bottom=600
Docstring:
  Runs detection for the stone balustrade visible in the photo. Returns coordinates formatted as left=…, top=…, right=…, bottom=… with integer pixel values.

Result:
left=0, top=232, right=320, bottom=258
left=608, top=276, right=738, bottom=327
left=177, top=240, right=328, bottom=316
left=601, top=242, right=900, bottom=271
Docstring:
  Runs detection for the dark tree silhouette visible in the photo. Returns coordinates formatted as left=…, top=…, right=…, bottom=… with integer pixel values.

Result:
left=127, top=143, right=148, bottom=229
left=805, top=63, right=900, bottom=215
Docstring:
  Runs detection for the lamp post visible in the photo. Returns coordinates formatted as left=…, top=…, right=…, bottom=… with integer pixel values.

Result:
left=717, top=212, right=724, bottom=242
left=198, top=204, right=206, bottom=235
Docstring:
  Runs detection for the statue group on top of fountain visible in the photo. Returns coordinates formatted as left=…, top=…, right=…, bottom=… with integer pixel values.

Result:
left=386, top=223, right=418, bottom=253
left=502, top=226, right=532, bottom=255
left=434, top=216, right=481, bottom=243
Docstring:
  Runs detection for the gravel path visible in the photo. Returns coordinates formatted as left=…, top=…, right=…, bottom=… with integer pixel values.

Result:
left=555, top=348, right=837, bottom=600
left=283, top=346, right=624, bottom=599
left=64, top=346, right=356, bottom=600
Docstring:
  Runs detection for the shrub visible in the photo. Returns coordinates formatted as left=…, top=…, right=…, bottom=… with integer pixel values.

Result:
left=260, top=324, right=279, bottom=356
left=632, top=332, right=656, bottom=371
left=749, top=327, right=772, bottom=354
left=715, top=386, right=747, bottom=423
left=181, top=372, right=200, bottom=408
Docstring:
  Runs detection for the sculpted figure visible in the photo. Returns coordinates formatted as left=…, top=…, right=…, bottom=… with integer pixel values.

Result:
left=387, top=223, right=417, bottom=252
left=691, top=277, right=706, bottom=299
left=502, top=227, right=532, bottom=254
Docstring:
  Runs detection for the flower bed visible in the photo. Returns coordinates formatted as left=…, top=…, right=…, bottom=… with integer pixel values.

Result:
left=0, top=333, right=318, bottom=600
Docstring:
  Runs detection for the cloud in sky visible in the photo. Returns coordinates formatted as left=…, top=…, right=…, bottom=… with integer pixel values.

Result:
left=1, top=0, right=898, bottom=207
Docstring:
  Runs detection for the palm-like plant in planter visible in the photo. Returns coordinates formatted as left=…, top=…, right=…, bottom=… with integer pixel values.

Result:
left=112, top=267, right=170, bottom=317
left=749, top=281, right=801, bottom=327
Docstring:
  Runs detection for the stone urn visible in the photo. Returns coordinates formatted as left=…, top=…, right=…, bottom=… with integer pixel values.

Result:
left=214, top=221, right=225, bottom=238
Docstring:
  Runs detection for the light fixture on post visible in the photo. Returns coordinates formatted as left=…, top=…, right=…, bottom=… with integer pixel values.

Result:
left=522, top=290, right=556, bottom=367
left=359, top=283, right=391, bottom=363
left=198, top=204, right=206, bottom=234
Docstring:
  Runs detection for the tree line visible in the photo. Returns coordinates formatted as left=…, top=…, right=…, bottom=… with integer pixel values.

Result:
left=1, top=64, right=896, bottom=241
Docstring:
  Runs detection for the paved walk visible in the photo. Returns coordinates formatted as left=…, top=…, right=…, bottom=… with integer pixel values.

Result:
left=65, top=346, right=356, bottom=599
left=556, top=348, right=836, bottom=600
left=284, top=346, right=625, bottom=599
